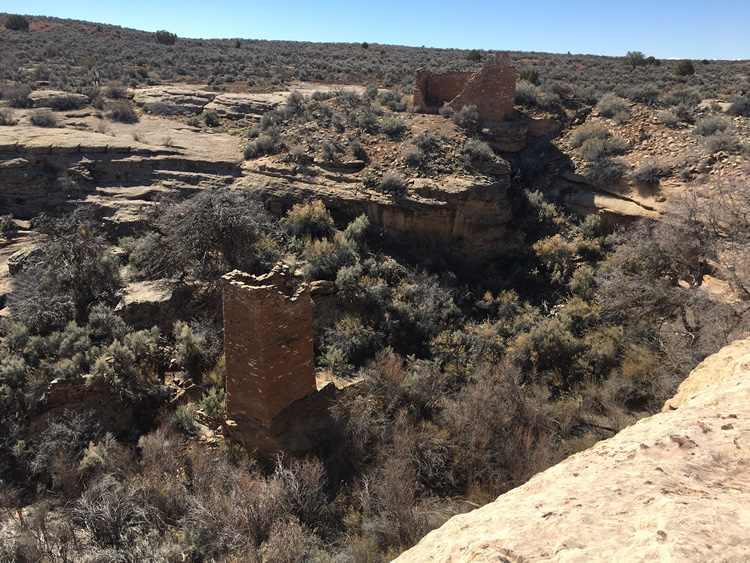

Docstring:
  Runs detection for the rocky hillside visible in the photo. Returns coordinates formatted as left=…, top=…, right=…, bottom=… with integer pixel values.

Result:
left=396, top=336, right=750, bottom=562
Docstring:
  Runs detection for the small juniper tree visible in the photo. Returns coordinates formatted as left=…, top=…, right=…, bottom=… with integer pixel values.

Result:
left=155, top=30, right=177, bottom=45
left=674, top=60, right=695, bottom=76
left=4, top=15, right=29, bottom=31
left=623, top=51, right=646, bottom=70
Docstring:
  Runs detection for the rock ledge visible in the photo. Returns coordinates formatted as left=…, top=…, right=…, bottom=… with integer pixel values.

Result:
left=397, top=337, right=750, bottom=562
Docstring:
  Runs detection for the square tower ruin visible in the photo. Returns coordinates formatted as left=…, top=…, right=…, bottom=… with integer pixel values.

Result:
left=222, top=263, right=316, bottom=426
left=413, top=52, right=516, bottom=122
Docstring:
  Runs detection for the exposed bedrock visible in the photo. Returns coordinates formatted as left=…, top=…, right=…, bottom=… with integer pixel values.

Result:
left=241, top=158, right=513, bottom=262
left=0, top=124, right=242, bottom=233
left=396, top=336, right=750, bottom=562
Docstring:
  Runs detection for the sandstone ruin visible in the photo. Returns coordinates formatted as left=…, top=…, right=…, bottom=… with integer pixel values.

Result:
left=413, top=52, right=516, bottom=122
left=222, top=264, right=316, bottom=427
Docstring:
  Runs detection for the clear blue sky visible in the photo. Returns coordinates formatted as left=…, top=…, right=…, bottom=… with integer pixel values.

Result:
left=13, top=0, right=750, bottom=60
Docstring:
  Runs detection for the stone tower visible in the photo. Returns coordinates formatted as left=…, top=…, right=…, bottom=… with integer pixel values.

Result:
left=222, top=263, right=316, bottom=426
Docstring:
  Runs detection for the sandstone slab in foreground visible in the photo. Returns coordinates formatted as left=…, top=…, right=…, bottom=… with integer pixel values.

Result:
left=396, top=337, right=750, bottom=562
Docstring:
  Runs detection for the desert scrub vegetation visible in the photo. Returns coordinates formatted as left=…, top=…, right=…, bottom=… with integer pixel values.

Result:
left=515, top=80, right=542, bottom=107
left=1, top=17, right=749, bottom=559
left=693, top=115, right=730, bottom=137
left=130, top=187, right=277, bottom=280
left=47, top=93, right=87, bottom=111
left=0, top=215, right=19, bottom=240
left=451, top=104, right=480, bottom=132
left=155, top=30, right=177, bottom=45
left=376, top=171, right=407, bottom=195
left=1, top=182, right=748, bottom=559
left=628, top=160, right=666, bottom=187
left=29, top=109, right=58, bottom=128
left=459, top=138, right=495, bottom=168
left=0, top=13, right=746, bottom=100
left=584, top=158, right=628, bottom=185
left=622, top=51, right=659, bottom=70
left=108, top=100, right=139, bottom=123
left=202, top=108, right=220, bottom=127
left=595, top=93, right=630, bottom=122
left=674, top=59, right=695, bottom=76
left=658, top=109, right=681, bottom=128
left=0, top=108, right=17, bottom=126
left=702, top=130, right=741, bottom=154
left=380, top=115, right=408, bottom=138
left=3, top=86, right=32, bottom=109
left=726, top=97, right=750, bottom=117
left=103, top=82, right=127, bottom=100
left=518, top=68, right=540, bottom=85
left=570, top=121, right=628, bottom=163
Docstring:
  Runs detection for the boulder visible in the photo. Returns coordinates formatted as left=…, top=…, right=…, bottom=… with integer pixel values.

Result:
left=309, top=280, right=337, bottom=296
left=114, top=280, right=179, bottom=331
left=481, top=119, right=528, bottom=152
left=7, top=244, right=44, bottom=275
left=28, top=90, right=88, bottom=109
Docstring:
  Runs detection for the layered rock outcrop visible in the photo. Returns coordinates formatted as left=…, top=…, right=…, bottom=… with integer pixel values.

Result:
left=0, top=117, right=241, bottom=231
left=28, top=90, right=88, bottom=109
left=132, top=86, right=288, bottom=120
left=397, top=337, right=750, bottom=562
left=132, top=85, right=216, bottom=115
left=241, top=159, right=513, bottom=262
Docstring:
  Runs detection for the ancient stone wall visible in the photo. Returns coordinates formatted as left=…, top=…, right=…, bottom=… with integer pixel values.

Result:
left=414, top=70, right=474, bottom=107
left=46, top=377, right=108, bottom=408
left=222, top=264, right=316, bottom=426
left=414, top=53, right=516, bottom=122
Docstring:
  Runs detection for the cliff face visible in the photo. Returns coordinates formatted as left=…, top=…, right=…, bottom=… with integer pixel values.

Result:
left=0, top=117, right=241, bottom=234
left=396, top=337, right=750, bottom=562
left=242, top=160, right=512, bottom=262
left=1, top=107, right=514, bottom=261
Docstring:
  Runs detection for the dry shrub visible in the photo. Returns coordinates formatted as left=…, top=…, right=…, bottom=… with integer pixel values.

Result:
left=445, top=359, right=564, bottom=495
left=260, top=518, right=318, bottom=562
left=73, top=477, right=151, bottom=548
left=274, top=456, right=330, bottom=531
left=108, top=100, right=139, bottom=123
left=358, top=427, right=452, bottom=554
left=137, top=425, right=190, bottom=526
left=0, top=501, right=77, bottom=562
left=183, top=448, right=286, bottom=558
left=596, top=93, right=630, bottom=118
left=570, top=121, right=610, bottom=148
left=30, top=410, right=101, bottom=498
left=281, top=199, right=335, bottom=239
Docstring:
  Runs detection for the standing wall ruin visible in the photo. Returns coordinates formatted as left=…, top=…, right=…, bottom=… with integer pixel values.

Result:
left=222, top=264, right=316, bottom=426
left=414, top=52, right=516, bottom=122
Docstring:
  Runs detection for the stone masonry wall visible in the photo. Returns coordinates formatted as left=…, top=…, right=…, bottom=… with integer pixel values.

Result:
left=414, top=70, right=474, bottom=107
left=46, top=377, right=108, bottom=409
left=222, top=264, right=316, bottom=426
left=414, top=53, right=516, bottom=122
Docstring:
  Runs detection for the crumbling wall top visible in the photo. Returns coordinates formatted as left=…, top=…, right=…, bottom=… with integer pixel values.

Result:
left=222, top=262, right=308, bottom=302
left=222, top=262, right=316, bottom=426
